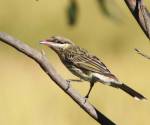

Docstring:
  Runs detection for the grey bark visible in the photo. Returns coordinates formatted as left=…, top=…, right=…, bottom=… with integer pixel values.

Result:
left=0, top=32, right=116, bottom=125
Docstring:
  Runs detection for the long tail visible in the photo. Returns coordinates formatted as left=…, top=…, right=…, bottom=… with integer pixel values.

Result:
left=120, top=84, right=146, bottom=100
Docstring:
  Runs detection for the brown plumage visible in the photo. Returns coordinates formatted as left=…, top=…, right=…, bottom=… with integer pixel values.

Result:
left=40, top=36, right=146, bottom=100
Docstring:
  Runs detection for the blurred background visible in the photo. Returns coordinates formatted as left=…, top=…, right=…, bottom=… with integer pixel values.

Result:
left=0, top=0, right=150, bottom=125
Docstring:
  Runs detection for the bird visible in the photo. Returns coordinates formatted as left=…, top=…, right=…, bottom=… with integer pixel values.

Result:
left=40, top=36, right=146, bottom=100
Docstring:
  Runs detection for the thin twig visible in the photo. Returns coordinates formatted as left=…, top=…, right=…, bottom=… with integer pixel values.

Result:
left=0, top=32, right=116, bottom=125
left=135, top=48, right=150, bottom=59
left=124, top=0, right=150, bottom=39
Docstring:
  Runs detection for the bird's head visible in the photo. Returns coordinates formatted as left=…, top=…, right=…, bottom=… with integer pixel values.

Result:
left=40, top=36, right=74, bottom=52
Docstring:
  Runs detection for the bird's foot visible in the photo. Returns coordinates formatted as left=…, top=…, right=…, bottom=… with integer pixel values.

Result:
left=67, top=79, right=83, bottom=82
left=85, top=94, right=89, bottom=99
left=65, top=80, right=71, bottom=91
left=66, top=79, right=71, bottom=83
left=83, top=95, right=89, bottom=104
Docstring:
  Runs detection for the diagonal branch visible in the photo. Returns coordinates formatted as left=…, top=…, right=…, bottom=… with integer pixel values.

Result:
left=0, top=32, right=116, bottom=125
left=124, top=0, right=150, bottom=39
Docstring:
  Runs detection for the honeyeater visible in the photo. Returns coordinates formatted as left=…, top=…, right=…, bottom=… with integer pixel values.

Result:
left=40, top=36, right=146, bottom=100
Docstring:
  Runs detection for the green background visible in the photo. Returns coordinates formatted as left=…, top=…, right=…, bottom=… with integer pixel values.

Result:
left=0, top=0, right=150, bottom=125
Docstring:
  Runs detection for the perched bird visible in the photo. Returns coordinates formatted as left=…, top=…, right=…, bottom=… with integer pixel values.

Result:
left=40, top=36, right=146, bottom=100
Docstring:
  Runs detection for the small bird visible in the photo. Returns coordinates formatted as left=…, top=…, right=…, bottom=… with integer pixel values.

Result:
left=40, top=36, right=146, bottom=100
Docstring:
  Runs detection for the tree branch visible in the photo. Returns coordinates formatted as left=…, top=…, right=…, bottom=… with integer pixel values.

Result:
left=124, top=0, right=150, bottom=39
left=0, top=32, right=116, bottom=125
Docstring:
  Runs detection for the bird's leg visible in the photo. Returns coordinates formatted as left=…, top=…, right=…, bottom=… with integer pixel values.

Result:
left=66, top=79, right=83, bottom=83
left=85, top=82, right=94, bottom=99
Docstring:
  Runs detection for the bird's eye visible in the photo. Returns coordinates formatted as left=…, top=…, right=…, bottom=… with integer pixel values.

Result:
left=46, top=39, right=52, bottom=42
left=55, top=40, right=63, bottom=44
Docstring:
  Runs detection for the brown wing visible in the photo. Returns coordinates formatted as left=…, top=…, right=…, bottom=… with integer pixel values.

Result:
left=64, top=46, right=111, bottom=74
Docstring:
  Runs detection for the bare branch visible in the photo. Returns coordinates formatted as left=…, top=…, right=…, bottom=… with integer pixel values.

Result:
left=124, top=0, right=150, bottom=39
left=0, top=32, right=116, bottom=125
left=135, top=48, right=150, bottom=59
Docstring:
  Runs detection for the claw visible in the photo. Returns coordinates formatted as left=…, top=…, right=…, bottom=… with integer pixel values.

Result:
left=65, top=80, right=71, bottom=91
left=66, top=80, right=71, bottom=83
left=83, top=96, right=88, bottom=104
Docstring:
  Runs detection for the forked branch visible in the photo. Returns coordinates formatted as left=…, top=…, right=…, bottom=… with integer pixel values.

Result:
left=0, top=32, right=116, bottom=125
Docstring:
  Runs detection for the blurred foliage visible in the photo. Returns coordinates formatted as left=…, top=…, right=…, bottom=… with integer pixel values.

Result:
left=67, top=0, right=78, bottom=25
left=97, top=0, right=110, bottom=16
left=67, top=0, right=121, bottom=26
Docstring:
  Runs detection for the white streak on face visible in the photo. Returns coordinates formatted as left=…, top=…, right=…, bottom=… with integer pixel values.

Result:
left=49, top=43, right=71, bottom=49
left=49, top=42, right=67, bottom=48
left=40, top=41, right=70, bottom=49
